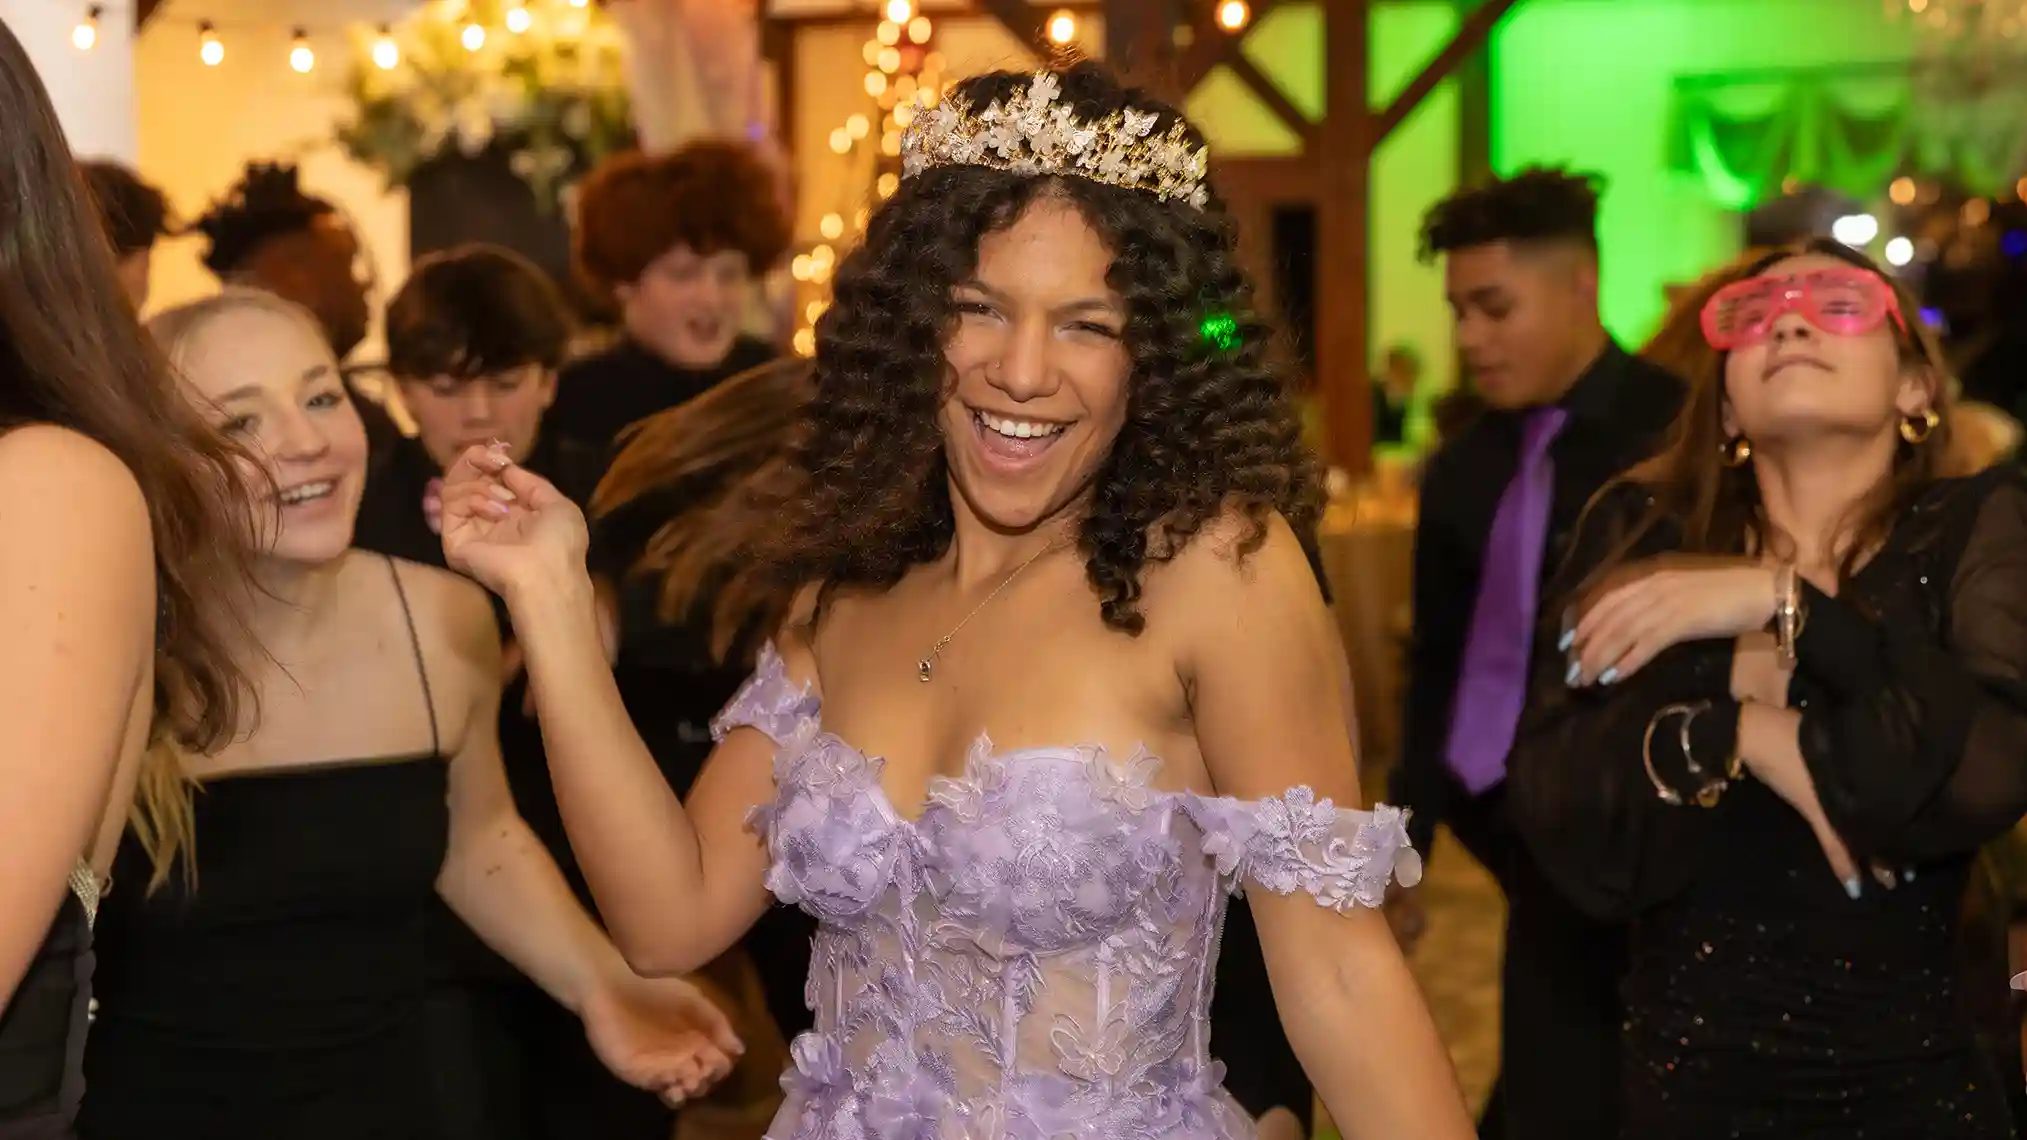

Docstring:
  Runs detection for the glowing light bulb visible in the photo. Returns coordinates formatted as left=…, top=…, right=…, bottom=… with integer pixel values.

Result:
left=846, top=114, right=870, bottom=139
left=885, top=0, right=914, bottom=22
left=1889, top=176, right=1917, bottom=205
left=462, top=23, right=486, bottom=51
left=71, top=7, right=100, bottom=51
left=199, top=23, right=223, bottom=66
left=877, top=172, right=900, bottom=198
left=372, top=27, right=400, bottom=70
left=792, top=327, right=816, bottom=357
left=876, top=21, right=901, bottom=46
left=908, top=16, right=933, bottom=43
left=1830, top=213, right=1878, bottom=246
left=864, top=71, right=888, bottom=97
left=878, top=47, right=901, bottom=73
left=289, top=30, right=315, bottom=73
left=1884, top=237, right=1915, bottom=267
left=829, top=128, right=852, bottom=154
left=1217, top=1, right=1251, bottom=31
left=505, top=6, right=532, bottom=34
left=820, top=214, right=844, bottom=240
left=1047, top=10, right=1077, bottom=44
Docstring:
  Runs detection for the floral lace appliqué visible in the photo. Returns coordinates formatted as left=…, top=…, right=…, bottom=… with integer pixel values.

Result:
left=713, top=646, right=1421, bottom=1140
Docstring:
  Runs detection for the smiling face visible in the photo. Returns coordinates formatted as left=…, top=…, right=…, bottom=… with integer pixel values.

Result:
left=938, top=196, right=1133, bottom=535
left=1720, top=253, right=1933, bottom=449
left=174, top=303, right=368, bottom=565
left=619, top=244, right=751, bottom=369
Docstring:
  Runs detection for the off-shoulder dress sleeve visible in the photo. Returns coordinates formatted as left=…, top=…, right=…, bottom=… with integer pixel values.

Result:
left=1791, top=471, right=2027, bottom=863
left=1186, top=790, right=1422, bottom=912
left=1506, top=487, right=1740, bottom=922
left=709, top=641, right=821, bottom=746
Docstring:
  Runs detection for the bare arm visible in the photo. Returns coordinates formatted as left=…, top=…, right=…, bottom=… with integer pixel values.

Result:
left=433, top=578, right=630, bottom=1008
left=0, top=427, right=155, bottom=1009
left=507, top=567, right=781, bottom=976
left=1177, top=513, right=1472, bottom=1140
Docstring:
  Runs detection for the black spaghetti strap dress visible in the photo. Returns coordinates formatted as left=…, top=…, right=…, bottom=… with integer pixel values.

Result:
left=79, top=556, right=451, bottom=1139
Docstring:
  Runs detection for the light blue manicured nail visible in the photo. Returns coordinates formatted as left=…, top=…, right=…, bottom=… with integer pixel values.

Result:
left=1565, top=660, right=1581, bottom=686
left=1598, top=667, right=1618, bottom=685
left=1558, top=629, right=1574, bottom=651
left=1843, top=877, right=1862, bottom=900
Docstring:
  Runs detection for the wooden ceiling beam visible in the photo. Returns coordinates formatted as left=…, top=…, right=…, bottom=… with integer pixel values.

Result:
left=1371, top=0, right=1520, bottom=145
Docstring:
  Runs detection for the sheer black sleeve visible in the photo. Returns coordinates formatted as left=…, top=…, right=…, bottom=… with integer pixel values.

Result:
left=1507, top=486, right=1740, bottom=922
left=1793, top=471, right=2027, bottom=863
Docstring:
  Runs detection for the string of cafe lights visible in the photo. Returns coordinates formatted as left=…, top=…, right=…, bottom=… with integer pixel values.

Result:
left=65, top=0, right=593, bottom=72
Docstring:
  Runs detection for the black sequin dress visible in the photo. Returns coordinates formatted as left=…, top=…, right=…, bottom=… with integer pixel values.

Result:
left=1510, top=469, right=2027, bottom=1139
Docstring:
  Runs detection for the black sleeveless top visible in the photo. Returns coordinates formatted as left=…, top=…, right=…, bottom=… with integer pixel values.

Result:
left=0, top=885, right=92, bottom=1140
left=79, top=557, right=451, bottom=1140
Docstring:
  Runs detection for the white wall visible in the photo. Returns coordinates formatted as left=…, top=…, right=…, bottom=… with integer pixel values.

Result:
left=133, top=18, right=407, bottom=354
left=1, top=0, right=137, bottom=160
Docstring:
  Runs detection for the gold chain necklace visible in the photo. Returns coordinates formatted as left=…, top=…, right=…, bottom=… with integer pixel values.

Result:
left=917, top=538, right=1066, bottom=682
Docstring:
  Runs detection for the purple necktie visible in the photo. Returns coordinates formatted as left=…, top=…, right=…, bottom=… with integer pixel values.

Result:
left=1445, top=406, right=1567, bottom=794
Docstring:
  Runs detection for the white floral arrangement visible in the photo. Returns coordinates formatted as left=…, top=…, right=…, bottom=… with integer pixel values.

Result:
left=335, top=0, right=634, bottom=211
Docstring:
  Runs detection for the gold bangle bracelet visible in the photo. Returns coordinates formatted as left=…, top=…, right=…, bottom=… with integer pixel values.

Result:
left=1644, top=700, right=1724, bottom=807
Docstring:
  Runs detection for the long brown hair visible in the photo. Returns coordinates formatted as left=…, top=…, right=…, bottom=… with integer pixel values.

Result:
left=1587, top=239, right=1955, bottom=593
left=0, top=22, right=261, bottom=887
left=590, top=358, right=814, bottom=662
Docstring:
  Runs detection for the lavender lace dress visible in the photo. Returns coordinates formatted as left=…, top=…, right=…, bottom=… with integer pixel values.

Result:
left=714, top=646, right=1423, bottom=1140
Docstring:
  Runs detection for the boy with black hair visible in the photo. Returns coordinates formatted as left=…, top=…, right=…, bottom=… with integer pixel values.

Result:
left=352, top=244, right=672, bottom=1140
left=1392, top=167, right=1682, bottom=1139
left=78, top=158, right=170, bottom=309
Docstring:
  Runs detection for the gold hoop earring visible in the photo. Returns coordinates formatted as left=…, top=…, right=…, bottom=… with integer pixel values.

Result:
left=1721, top=435, right=1752, bottom=467
left=1899, top=408, right=1940, bottom=445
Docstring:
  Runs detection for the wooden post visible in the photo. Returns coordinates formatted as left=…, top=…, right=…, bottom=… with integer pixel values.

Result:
left=1317, top=0, right=1371, bottom=471
left=1100, top=0, right=1177, bottom=93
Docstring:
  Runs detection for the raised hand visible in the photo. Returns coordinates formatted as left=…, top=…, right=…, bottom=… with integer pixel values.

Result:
left=439, top=442, right=589, bottom=601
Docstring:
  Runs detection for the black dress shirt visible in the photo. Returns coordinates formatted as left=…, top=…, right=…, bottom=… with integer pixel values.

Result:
left=546, top=335, right=777, bottom=455
left=1389, top=340, right=1683, bottom=1140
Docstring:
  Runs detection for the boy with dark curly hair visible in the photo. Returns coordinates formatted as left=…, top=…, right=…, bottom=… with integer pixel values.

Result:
left=1392, top=166, right=1684, bottom=1140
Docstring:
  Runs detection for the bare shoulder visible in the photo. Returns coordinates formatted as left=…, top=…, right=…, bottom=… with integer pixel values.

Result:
left=1144, top=505, right=1332, bottom=666
left=0, top=425, right=148, bottom=535
left=382, top=555, right=502, bottom=672
left=774, top=581, right=825, bottom=693
left=1156, top=506, right=1316, bottom=605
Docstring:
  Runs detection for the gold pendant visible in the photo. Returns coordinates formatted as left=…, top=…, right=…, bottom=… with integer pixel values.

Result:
left=917, top=658, right=934, bottom=682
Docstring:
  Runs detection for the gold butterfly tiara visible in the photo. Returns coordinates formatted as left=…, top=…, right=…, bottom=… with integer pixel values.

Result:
left=899, top=71, right=1211, bottom=210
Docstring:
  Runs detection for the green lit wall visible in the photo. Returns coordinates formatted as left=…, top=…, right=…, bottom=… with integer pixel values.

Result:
left=1186, top=1, right=1462, bottom=395
left=1491, top=0, right=1917, bottom=343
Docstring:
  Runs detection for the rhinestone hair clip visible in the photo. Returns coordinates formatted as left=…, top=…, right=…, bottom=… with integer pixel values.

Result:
left=899, top=71, right=1211, bottom=210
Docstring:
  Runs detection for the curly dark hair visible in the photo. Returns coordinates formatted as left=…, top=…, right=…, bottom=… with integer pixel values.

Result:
left=1418, top=166, right=1602, bottom=261
left=188, top=161, right=334, bottom=276
left=749, top=61, right=1320, bottom=635
left=573, top=140, right=791, bottom=305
